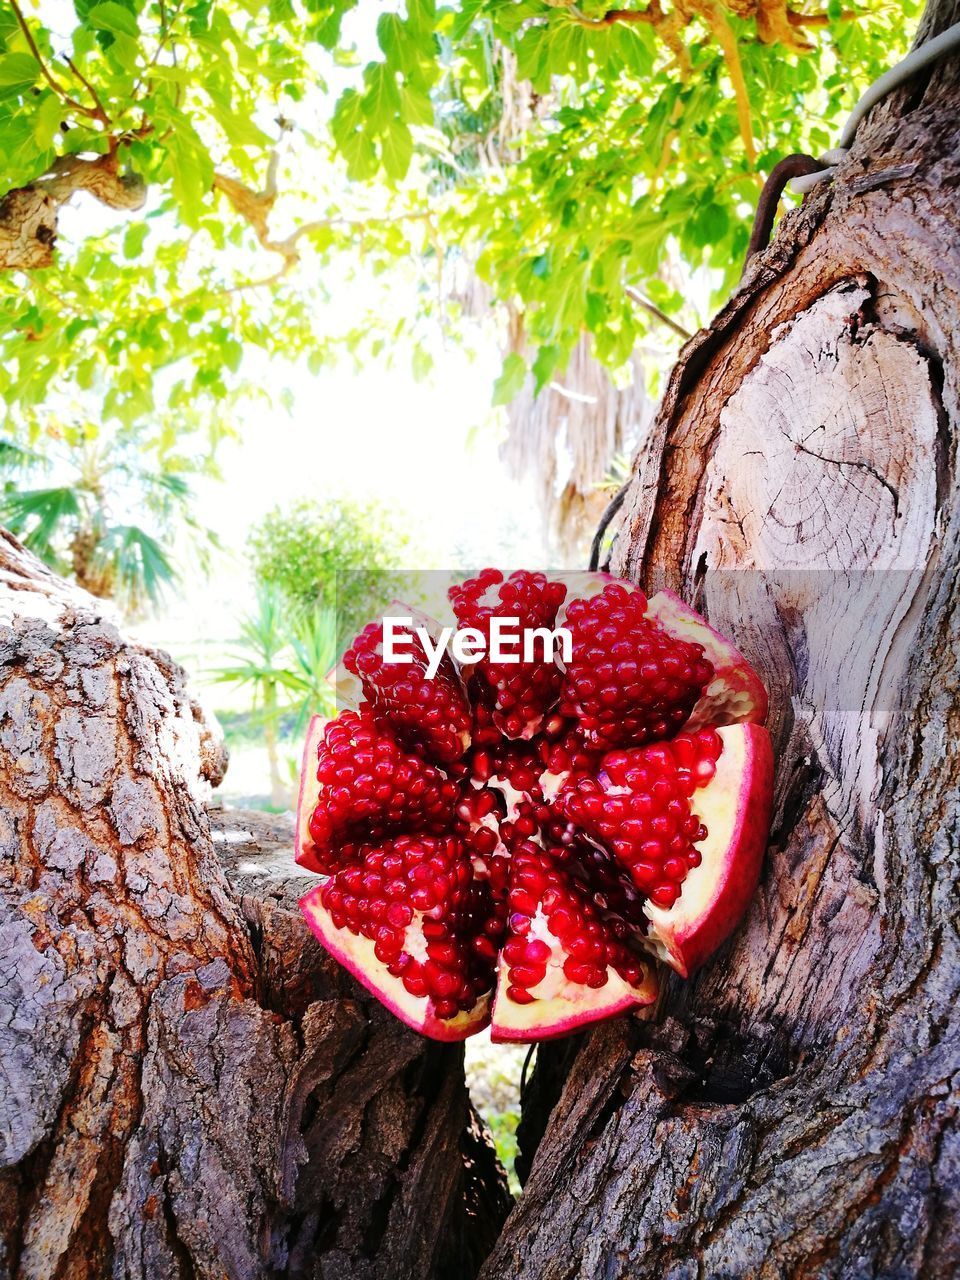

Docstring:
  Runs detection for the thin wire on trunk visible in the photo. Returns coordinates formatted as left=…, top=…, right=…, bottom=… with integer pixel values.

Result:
left=589, top=482, right=629, bottom=571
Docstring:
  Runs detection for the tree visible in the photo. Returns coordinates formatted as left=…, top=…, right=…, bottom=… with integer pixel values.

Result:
left=212, top=589, right=337, bottom=807
left=0, top=533, right=509, bottom=1278
left=479, top=2, right=960, bottom=1273
left=0, top=1, right=916, bottom=486
left=3, top=3, right=960, bottom=1278
left=0, top=420, right=215, bottom=611
left=247, top=497, right=411, bottom=642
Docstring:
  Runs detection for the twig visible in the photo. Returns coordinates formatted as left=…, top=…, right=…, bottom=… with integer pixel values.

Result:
left=63, top=56, right=111, bottom=125
left=548, top=0, right=665, bottom=28
left=214, top=166, right=433, bottom=276
left=520, top=1044, right=537, bottom=1104
left=9, top=0, right=106, bottom=122
left=624, top=285, right=692, bottom=341
left=787, top=6, right=857, bottom=29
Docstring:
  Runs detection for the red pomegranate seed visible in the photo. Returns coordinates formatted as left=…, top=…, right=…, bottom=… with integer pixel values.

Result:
left=319, top=833, right=495, bottom=1012
left=449, top=570, right=567, bottom=739
left=343, top=617, right=472, bottom=765
left=559, top=729, right=722, bottom=901
left=560, top=584, right=714, bottom=750
left=307, top=710, right=459, bottom=871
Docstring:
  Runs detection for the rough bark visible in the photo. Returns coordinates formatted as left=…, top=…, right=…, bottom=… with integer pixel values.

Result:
left=0, top=533, right=509, bottom=1280
left=0, top=156, right=146, bottom=272
left=480, top=5, right=960, bottom=1277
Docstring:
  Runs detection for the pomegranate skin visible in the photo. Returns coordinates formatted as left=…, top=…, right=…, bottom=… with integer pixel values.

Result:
left=641, top=723, right=774, bottom=977
left=300, top=879, right=492, bottom=1041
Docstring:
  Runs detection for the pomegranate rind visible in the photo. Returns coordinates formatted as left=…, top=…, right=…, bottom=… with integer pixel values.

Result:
left=489, top=955, right=657, bottom=1043
left=299, top=884, right=492, bottom=1041
left=646, top=589, right=768, bottom=728
left=295, top=714, right=326, bottom=874
left=642, top=722, right=774, bottom=977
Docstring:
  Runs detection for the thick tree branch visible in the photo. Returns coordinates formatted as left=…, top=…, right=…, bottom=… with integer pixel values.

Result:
left=212, top=164, right=433, bottom=281
left=703, top=2, right=758, bottom=163
left=0, top=154, right=146, bottom=271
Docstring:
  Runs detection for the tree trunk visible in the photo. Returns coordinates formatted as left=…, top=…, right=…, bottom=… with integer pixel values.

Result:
left=480, top=4, right=960, bottom=1276
left=4, top=4, right=960, bottom=1277
left=0, top=531, right=509, bottom=1280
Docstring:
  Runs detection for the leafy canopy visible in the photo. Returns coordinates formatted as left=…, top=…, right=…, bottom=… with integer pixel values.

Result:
left=0, top=0, right=919, bottom=445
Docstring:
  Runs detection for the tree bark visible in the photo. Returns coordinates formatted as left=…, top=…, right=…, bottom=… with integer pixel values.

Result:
left=5, top=4, right=960, bottom=1277
left=0, top=531, right=510, bottom=1280
left=480, top=4, right=960, bottom=1277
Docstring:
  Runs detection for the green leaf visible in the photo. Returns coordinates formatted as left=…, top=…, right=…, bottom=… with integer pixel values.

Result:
left=106, top=524, right=175, bottom=604
left=86, top=1, right=139, bottom=37
left=407, top=0, right=436, bottom=40
left=363, top=61, right=401, bottom=125
left=32, top=93, right=62, bottom=149
left=492, top=353, right=527, bottom=406
left=0, top=53, right=40, bottom=90
left=123, top=220, right=148, bottom=258
left=1, top=487, right=81, bottom=553
left=380, top=118, right=413, bottom=180
left=400, top=80, right=433, bottom=125
left=531, top=344, right=560, bottom=395
left=377, top=12, right=404, bottom=63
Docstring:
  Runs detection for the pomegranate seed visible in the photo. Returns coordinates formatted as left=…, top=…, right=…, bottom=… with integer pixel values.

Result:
left=343, top=618, right=472, bottom=765
left=450, top=570, right=567, bottom=739
left=308, top=710, right=458, bottom=870
left=560, top=585, right=714, bottom=750
left=559, top=729, right=722, bottom=898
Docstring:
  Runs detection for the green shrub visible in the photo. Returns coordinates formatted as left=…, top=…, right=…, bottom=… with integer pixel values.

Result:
left=247, top=497, right=411, bottom=643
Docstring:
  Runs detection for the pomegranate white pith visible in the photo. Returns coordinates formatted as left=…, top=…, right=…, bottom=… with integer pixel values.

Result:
left=300, top=883, right=491, bottom=1040
left=641, top=723, right=774, bottom=976
left=296, top=571, right=774, bottom=1042
left=490, top=904, right=657, bottom=1042
left=295, top=715, right=326, bottom=874
left=646, top=589, right=768, bottom=729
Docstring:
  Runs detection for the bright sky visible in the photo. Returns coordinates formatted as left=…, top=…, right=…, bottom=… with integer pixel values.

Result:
left=189, top=343, right=551, bottom=569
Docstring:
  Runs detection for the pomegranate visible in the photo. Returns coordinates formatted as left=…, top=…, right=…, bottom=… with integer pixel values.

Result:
left=449, top=569, right=567, bottom=739
left=335, top=603, right=472, bottom=765
left=297, top=570, right=774, bottom=1042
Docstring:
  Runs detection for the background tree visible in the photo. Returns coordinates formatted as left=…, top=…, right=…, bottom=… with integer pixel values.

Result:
left=0, top=0, right=918, bottom=555
left=212, top=588, right=337, bottom=807
left=247, top=496, right=410, bottom=641
left=0, top=418, right=215, bottom=609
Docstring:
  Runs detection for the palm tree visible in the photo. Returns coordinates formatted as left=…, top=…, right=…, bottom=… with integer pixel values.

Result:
left=212, top=590, right=337, bottom=809
left=0, top=423, right=215, bottom=613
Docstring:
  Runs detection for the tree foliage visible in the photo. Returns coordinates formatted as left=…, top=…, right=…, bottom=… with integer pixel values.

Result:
left=0, top=418, right=215, bottom=608
left=0, top=0, right=919, bottom=454
left=247, top=495, right=410, bottom=639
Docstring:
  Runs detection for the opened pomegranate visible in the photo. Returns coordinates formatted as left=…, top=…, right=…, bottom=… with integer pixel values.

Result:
left=297, top=570, right=773, bottom=1042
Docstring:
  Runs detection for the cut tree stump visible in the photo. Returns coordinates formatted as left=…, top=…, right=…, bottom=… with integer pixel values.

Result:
left=0, top=531, right=509, bottom=1280
left=480, top=4, right=960, bottom=1277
